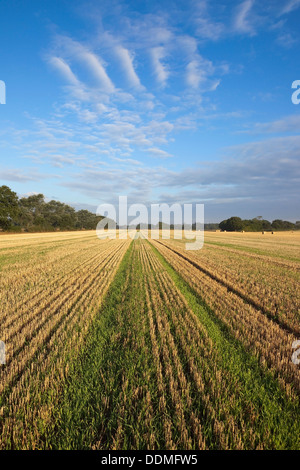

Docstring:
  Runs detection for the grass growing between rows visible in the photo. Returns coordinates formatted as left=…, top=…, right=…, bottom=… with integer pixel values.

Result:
left=45, top=241, right=166, bottom=449
left=32, top=238, right=300, bottom=450
left=149, top=241, right=300, bottom=449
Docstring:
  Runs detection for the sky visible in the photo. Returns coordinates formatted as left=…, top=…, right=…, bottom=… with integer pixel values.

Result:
left=0, top=0, right=299, bottom=222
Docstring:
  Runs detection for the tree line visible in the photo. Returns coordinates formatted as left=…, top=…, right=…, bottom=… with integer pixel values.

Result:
left=218, top=216, right=300, bottom=232
left=0, top=185, right=103, bottom=232
left=0, top=185, right=298, bottom=233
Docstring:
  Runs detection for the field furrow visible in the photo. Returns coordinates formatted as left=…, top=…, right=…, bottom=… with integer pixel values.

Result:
left=0, top=234, right=130, bottom=448
left=1, top=231, right=299, bottom=450
left=150, top=239, right=300, bottom=397
left=154, top=239, right=300, bottom=334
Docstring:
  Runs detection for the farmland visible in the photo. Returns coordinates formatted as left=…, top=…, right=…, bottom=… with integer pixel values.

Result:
left=0, top=230, right=299, bottom=449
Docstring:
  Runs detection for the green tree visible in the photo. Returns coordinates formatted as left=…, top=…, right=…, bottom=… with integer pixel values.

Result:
left=42, top=200, right=76, bottom=230
left=271, top=219, right=295, bottom=230
left=0, top=185, right=19, bottom=230
left=219, top=216, right=244, bottom=232
left=76, top=209, right=101, bottom=230
left=19, top=194, right=46, bottom=230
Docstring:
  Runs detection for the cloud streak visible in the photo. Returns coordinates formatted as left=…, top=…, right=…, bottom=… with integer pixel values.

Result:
left=234, top=0, right=255, bottom=35
left=151, top=47, right=169, bottom=87
left=48, top=57, right=81, bottom=86
left=281, top=0, right=300, bottom=15
left=114, top=45, right=142, bottom=89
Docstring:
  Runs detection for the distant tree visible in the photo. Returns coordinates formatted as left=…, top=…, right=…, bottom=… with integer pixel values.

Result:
left=261, top=219, right=272, bottom=230
left=42, top=200, right=76, bottom=230
left=19, top=193, right=45, bottom=215
left=19, top=194, right=46, bottom=229
left=241, top=218, right=272, bottom=231
left=271, top=219, right=295, bottom=230
left=219, top=216, right=243, bottom=232
left=219, top=219, right=227, bottom=231
left=76, top=209, right=102, bottom=230
left=0, top=186, right=19, bottom=230
left=203, top=223, right=220, bottom=231
left=4, top=184, right=298, bottom=234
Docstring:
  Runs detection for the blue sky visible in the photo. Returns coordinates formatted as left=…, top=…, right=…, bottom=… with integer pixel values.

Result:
left=0, top=0, right=299, bottom=222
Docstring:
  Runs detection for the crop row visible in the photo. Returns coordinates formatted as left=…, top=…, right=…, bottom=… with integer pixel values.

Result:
left=151, top=239, right=300, bottom=398
left=0, top=237, right=130, bottom=449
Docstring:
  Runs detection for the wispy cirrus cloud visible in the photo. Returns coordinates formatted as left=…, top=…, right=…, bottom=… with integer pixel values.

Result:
left=48, top=57, right=81, bottom=86
left=1, top=0, right=299, bottom=223
left=58, top=132, right=300, bottom=221
left=0, top=168, right=53, bottom=182
left=193, top=0, right=225, bottom=41
left=48, top=35, right=115, bottom=94
left=79, top=50, right=115, bottom=93
left=233, top=0, right=256, bottom=35
left=145, top=147, right=173, bottom=159
left=280, top=0, right=300, bottom=15
left=114, top=45, right=143, bottom=90
left=186, top=55, right=222, bottom=91
left=150, top=47, right=169, bottom=87
left=241, top=114, right=300, bottom=134
left=276, top=32, right=298, bottom=47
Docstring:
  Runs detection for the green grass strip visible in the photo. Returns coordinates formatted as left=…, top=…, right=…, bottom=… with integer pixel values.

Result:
left=43, top=241, right=165, bottom=450
left=149, top=241, right=300, bottom=450
left=32, top=238, right=300, bottom=450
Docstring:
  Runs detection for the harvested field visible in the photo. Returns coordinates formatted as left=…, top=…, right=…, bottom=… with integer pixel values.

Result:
left=0, top=231, right=299, bottom=449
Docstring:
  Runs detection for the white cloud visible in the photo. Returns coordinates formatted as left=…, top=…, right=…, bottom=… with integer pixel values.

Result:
left=193, top=0, right=225, bottom=41
left=233, top=0, right=255, bottom=35
left=51, top=35, right=115, bottom=94
left=146, top=147, right=173, bottom=159
left=196, top=17, right=224, bottom=41
left=244, top=115, right=300, bottom=134
left=79, top=50, right=115, bottom=93
left=281, top=0, right=300, bottom=14
left=151, top=47, right=169, bottom=87
left=276, top=32, right=298, bottom=48
left=110, top=156, right=142, bottom=165
left=60, top=134, right=300, bottom=218
left=0, top=169, right=50, bottom=182
left=186, top=56, right=215, bottom=89
left=114, top=45, right=142, bottom=89
left=186, top=60, right=202, bottom=88
left=48, top=57, right=81, bottom=86
left=178, top=35, right=198, bottom=56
